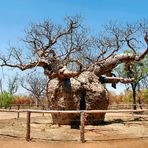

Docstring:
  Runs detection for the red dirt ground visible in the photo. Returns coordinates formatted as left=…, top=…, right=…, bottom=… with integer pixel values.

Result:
left=0, top=112, right=148, bottom=148
left=0, top=138, right=148, bottom=148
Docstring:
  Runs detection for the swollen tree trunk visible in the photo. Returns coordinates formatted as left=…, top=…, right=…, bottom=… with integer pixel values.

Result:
left=47, top=71, right=109, bottom=125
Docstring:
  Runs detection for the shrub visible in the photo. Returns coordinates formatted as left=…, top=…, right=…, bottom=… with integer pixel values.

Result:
left=0, top=91, right=13, bottom=108
left=12, top=96, right=33, bottom=105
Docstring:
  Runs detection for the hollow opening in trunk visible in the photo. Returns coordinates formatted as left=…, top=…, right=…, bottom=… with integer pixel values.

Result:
left=80, top=90, right=86, bottom=110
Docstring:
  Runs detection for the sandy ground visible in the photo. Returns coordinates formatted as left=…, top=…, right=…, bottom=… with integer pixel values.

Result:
left=0, top=138, right=148, bottom=148
left=0, top=112, right=148, bottom=148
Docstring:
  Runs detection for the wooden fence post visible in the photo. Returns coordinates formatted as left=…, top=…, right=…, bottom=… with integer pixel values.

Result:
left=80, top=111, right=85, bottom=143
left=42, top=105, right=45, bottom=117
left=26, top=111, right=31, bottom=141
left=17, top=105, right=20, bottom=119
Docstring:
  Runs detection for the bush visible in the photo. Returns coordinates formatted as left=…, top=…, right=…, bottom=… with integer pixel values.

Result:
left=0, top=91, right=13, bottom=108
left=108, top=89, right=148, bottom=105
left=12, top=96, right=33, bottom=105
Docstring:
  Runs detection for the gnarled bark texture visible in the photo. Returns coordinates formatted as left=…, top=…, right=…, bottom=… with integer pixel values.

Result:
left=47, top=71, right=109, bottom=125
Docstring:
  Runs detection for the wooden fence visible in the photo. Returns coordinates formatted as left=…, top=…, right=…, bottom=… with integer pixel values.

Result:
left=1, top=103, right=147, bottom=110
left=0, top=108, right=148, bottom=142
left=108, top=103, right=148, bottom=110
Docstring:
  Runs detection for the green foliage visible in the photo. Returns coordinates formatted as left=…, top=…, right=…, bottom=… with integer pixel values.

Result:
left=124, top=50, right=134, bottom=54
left=0, top=91, right=13, bottom=108
left=124, top=92, right=133, bottom=103
left=115, top=52, right=148, bottom=106
left=116, top=51, right=148, bottom=82
left=108, top=89, right=148, bottom=105
left=143, top=89, right=148, bottom=100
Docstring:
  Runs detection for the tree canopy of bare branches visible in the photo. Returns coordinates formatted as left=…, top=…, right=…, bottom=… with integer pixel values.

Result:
left=0, top=16, right=148, bottom=86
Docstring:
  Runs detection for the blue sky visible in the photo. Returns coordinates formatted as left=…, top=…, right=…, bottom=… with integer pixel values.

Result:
left=0, top=0, right=147, bottom=94
left=0, top=0, right=148, bottom=48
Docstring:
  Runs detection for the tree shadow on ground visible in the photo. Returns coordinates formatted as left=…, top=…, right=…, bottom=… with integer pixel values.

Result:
left=97, top=117, right=146, bottom=126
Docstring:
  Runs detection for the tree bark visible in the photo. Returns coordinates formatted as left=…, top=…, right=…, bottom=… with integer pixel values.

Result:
left=132, top=84, right=137, bottom=110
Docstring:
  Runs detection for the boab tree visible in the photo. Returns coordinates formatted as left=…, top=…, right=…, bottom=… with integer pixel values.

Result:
left=0, top=16, right=148, bottom=125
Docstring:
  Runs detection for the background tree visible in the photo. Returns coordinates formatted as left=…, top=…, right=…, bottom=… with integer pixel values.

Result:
left=140, top=56, right=148, bottom=89
left=8, top=74, right=19, bottom=95
left=20, top=72, right=47, bottom=107
left=0, top=74, right=18, bottom=107
left=115, top=53, right=148, bottom=109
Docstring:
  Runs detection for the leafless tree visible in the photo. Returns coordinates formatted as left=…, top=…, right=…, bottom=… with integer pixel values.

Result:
left=20, top=72, right=47, bottom=107
left=1, top=18, right=147, bottom=82
left=8, top=74, right=19, bottom=95
left=0, top=16, right=148, bottom=124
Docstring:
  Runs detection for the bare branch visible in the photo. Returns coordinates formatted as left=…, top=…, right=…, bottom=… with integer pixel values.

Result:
left=136, top=48, right=148, bottom=61
left=125, top=38, right=137, bottom=54
left=94, top=54, right=135, bottom=76
left=0, top=18, right=148, bottom=82
left=0, top=58, right=49, bottom=70
left=44, top=65, right=81, bottom=79
left=99, top=76, right=134, bottom=84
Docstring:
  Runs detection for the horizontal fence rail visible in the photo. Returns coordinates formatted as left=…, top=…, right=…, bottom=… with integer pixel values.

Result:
left=0, top=108, right=148, bottom=142
left=0, top=108, right=148, bottom=113
left=0, top=103, right=148, bottom=109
